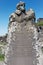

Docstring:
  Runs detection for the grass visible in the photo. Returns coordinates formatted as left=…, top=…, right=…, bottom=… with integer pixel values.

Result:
left=0, top=42, right=7, bottom=61
left=0, top=54, right=5, bottom=61
left=0, top=41, right=7, bottom=45
left=36, top=21, right=43, bottom=26
left=0, top=48, right=5, bottom=61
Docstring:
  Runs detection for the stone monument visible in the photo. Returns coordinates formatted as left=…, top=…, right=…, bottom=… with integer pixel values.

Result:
left=5, top=1, right=37, bottom=65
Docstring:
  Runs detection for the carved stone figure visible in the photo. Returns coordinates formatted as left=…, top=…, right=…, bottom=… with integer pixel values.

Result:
left=6, top=1, right=37, bottom=65
left=9, top=1, right=35, bottom=26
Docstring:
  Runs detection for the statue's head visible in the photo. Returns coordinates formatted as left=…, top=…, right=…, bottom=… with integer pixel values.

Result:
left=16, top=1, right=25, bottom=13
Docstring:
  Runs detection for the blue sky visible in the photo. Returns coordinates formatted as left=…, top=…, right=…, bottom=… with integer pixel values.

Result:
left=0, top=0, right=43, bottom=36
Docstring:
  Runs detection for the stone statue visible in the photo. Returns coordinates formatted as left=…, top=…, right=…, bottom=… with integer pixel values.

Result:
left=6, top=1, right=37, bottom=65
left=9, top=1, right=35, bottom=26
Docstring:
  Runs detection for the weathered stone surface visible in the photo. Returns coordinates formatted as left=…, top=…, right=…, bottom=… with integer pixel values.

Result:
left=6, top=1, right=37, bottom=65
left=7, top=23, right=37, bottom=65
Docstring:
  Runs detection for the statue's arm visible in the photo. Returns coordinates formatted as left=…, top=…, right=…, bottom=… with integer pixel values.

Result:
left=23, top=9, right=36, bottom=21
left=9, top=13, right=15, bottom=22
left=9, top=13, right=15, bottom=27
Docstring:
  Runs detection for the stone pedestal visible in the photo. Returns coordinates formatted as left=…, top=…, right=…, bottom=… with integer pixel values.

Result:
left=7, top=22, right=37, bottom=65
